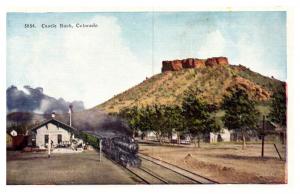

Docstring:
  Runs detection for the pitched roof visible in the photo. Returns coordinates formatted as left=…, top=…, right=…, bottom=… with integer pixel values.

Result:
left=30, top=118, right=80, bottom=135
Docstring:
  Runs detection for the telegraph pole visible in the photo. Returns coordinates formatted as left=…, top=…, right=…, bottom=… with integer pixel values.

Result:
left=99, top=138, right=102, bottom=163
left=48, top=131, right=51, bottom=158
left=261, top=115, right=265, bottom=158
left=48, top=112, right=55, bottom=158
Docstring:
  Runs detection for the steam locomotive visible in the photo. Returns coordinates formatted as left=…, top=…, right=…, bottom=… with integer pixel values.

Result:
left=101, top=136, right=141, bottom=167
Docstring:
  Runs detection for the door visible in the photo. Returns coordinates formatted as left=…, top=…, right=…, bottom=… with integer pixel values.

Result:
left=44, top=134, right=49, bottom=145
left=58, top=134, right=62, bottom=145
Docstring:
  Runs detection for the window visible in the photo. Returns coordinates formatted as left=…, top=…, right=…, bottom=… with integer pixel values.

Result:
left=44, top=135, right=49, bottom=144
left=58, top=134, right=62, bottom=144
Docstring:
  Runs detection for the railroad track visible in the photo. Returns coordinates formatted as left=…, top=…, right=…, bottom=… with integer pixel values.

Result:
left=126, top=154, right=218, bottom=184
left=102, top=152, right=218, bottom=184
left=127, top=165, right=168, bottom=184
left=138, top=153, right=219, bottom=184
left=101, top=153, right=165, bottom=184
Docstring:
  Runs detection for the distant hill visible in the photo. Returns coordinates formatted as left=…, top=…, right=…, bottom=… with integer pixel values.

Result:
left=93, top=57, right=285, bottom=114
left=7, top=85, right=85, bottom=114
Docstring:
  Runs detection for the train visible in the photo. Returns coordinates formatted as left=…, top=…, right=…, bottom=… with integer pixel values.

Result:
left=101, top=135, right=141, bottom=167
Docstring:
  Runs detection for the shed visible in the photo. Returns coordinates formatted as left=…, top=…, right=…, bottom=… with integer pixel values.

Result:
left=204, top=128, right=231, bottom=143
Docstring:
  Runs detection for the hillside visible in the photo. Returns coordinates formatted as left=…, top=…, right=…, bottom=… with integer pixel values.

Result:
left=93, top=57, right=284, bottom=113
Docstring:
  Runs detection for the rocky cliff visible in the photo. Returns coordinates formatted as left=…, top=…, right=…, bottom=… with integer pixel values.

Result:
left=162, top=57, right=229, bottom=72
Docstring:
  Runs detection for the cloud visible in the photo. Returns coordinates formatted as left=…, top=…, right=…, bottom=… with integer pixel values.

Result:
left=7, top=16, right=148, bottom=108
left=197, top=30, right=286, bottom=81
left=198, top=30, right=228, bottom=58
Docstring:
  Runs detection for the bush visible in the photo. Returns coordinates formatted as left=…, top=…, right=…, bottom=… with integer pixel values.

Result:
left=79, top=131, right=99, bottom=148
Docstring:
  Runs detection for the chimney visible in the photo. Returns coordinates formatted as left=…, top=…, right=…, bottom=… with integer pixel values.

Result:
left=69, top=104, right=73, bottom=127
left=51, top=112, right=56, bottom=118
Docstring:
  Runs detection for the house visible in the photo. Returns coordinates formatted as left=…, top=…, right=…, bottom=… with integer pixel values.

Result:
left=142, top=131, right=157, bottom=140
left=6, top=132, right=28, bottom=150
left=204, top=128, right=231, bottom=143
left=10, top=129, right=17, bottom=137
left=170, top=131, right=191, bottom=144
left=7, top=128, right=30, bottom=150
left=29, top=113, right=83, bottom=149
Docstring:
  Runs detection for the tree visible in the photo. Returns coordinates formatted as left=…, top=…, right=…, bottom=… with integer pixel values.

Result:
left=269, top=83, right=286, bottom=126
left=119, top=106, right=142, bottom=137
left=163, top=105, right=186, bottom=143
left=182, top=89, right=219, bottom=147
left=138, top=105, right=168, bottom=144
left=222, top=87, right=260, bottom=149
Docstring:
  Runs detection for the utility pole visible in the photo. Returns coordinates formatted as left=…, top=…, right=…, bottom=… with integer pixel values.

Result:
left=99, top=138, right=102, bottom=163
left=48, top=131, right=51, bottom=158
left=49, top=112, right=55, bottom=158
left=261, top=115, right=265, bottom=158
left=69, top=104, right=73, bottom=127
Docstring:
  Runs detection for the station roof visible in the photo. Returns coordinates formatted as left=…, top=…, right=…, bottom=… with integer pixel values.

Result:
left=30, top=118, right=80, bottom=135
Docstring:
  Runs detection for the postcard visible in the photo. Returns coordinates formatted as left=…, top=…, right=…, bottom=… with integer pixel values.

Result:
left=6, top=11, right=287, bottom=185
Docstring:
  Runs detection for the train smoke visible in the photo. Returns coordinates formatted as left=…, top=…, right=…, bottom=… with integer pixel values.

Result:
left=7, top=85, right=85, bottom=114
left=55, top=109, right=131, bottom=137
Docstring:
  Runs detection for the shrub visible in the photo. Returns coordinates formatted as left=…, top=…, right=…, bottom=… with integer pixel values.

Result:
left=79, top=131, right=99, bottom=148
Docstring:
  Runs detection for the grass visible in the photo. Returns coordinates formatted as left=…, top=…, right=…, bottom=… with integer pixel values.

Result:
left=97, top=64, right=284, bottom=113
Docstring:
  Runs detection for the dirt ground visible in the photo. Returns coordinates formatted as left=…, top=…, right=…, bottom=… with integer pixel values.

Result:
left=139, top=141, right=287, bottom=184
left=6, top=150, right=141, bottom=185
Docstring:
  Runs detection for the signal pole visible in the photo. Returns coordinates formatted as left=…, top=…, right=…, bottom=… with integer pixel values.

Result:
left=261, top=115, right=265, bottom=158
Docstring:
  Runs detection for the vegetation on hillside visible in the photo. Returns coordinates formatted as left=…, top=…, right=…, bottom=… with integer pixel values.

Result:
left=95, top=64, right=284, bottom=113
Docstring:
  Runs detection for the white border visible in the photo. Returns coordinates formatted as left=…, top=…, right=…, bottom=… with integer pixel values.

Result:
left=1, top=0, right=299, bottom=194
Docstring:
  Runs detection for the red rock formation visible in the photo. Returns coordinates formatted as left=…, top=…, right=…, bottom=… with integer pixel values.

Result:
left=182, top=58, right=205, bottom=68
left=229, top=76, right=271, bottom=101
left=205, top=57, right=229, bottom=66
left=162, top=60, right=183, bottom=72
left=162, top=57, right=228, bottom=72
left=217, top=57, right=229, bottom=65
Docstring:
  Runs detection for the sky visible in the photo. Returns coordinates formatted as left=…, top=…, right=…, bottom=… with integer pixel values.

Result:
left=7, top=12, right=287, bottom=108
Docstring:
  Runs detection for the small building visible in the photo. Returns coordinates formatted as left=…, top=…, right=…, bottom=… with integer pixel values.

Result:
left=142, top=131, right=157, bottom=141
left=10, top=129, right=18, bottom=137
left=6, top=132, right=28, bottom=150
left=6, top=133, right=13, bottom=149
left=204, top=128, right=231, bottom=143
left=29, top=117, right=82, bottom=149
left=170, top=131, right=191, bottom=144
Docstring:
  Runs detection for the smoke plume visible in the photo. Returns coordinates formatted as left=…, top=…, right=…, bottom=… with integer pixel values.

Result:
left=7, top=85, right=85, bottom=114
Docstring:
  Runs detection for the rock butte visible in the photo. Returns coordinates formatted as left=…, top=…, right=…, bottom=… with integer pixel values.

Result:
left=161, top=57, right=229, bottom=72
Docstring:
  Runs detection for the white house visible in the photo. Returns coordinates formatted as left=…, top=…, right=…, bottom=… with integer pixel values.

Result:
left=29, top=115, right=82, bottom=149
left=10, top=129, right=17, bottom=137
left=206, top=128, right=231, bottom=143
